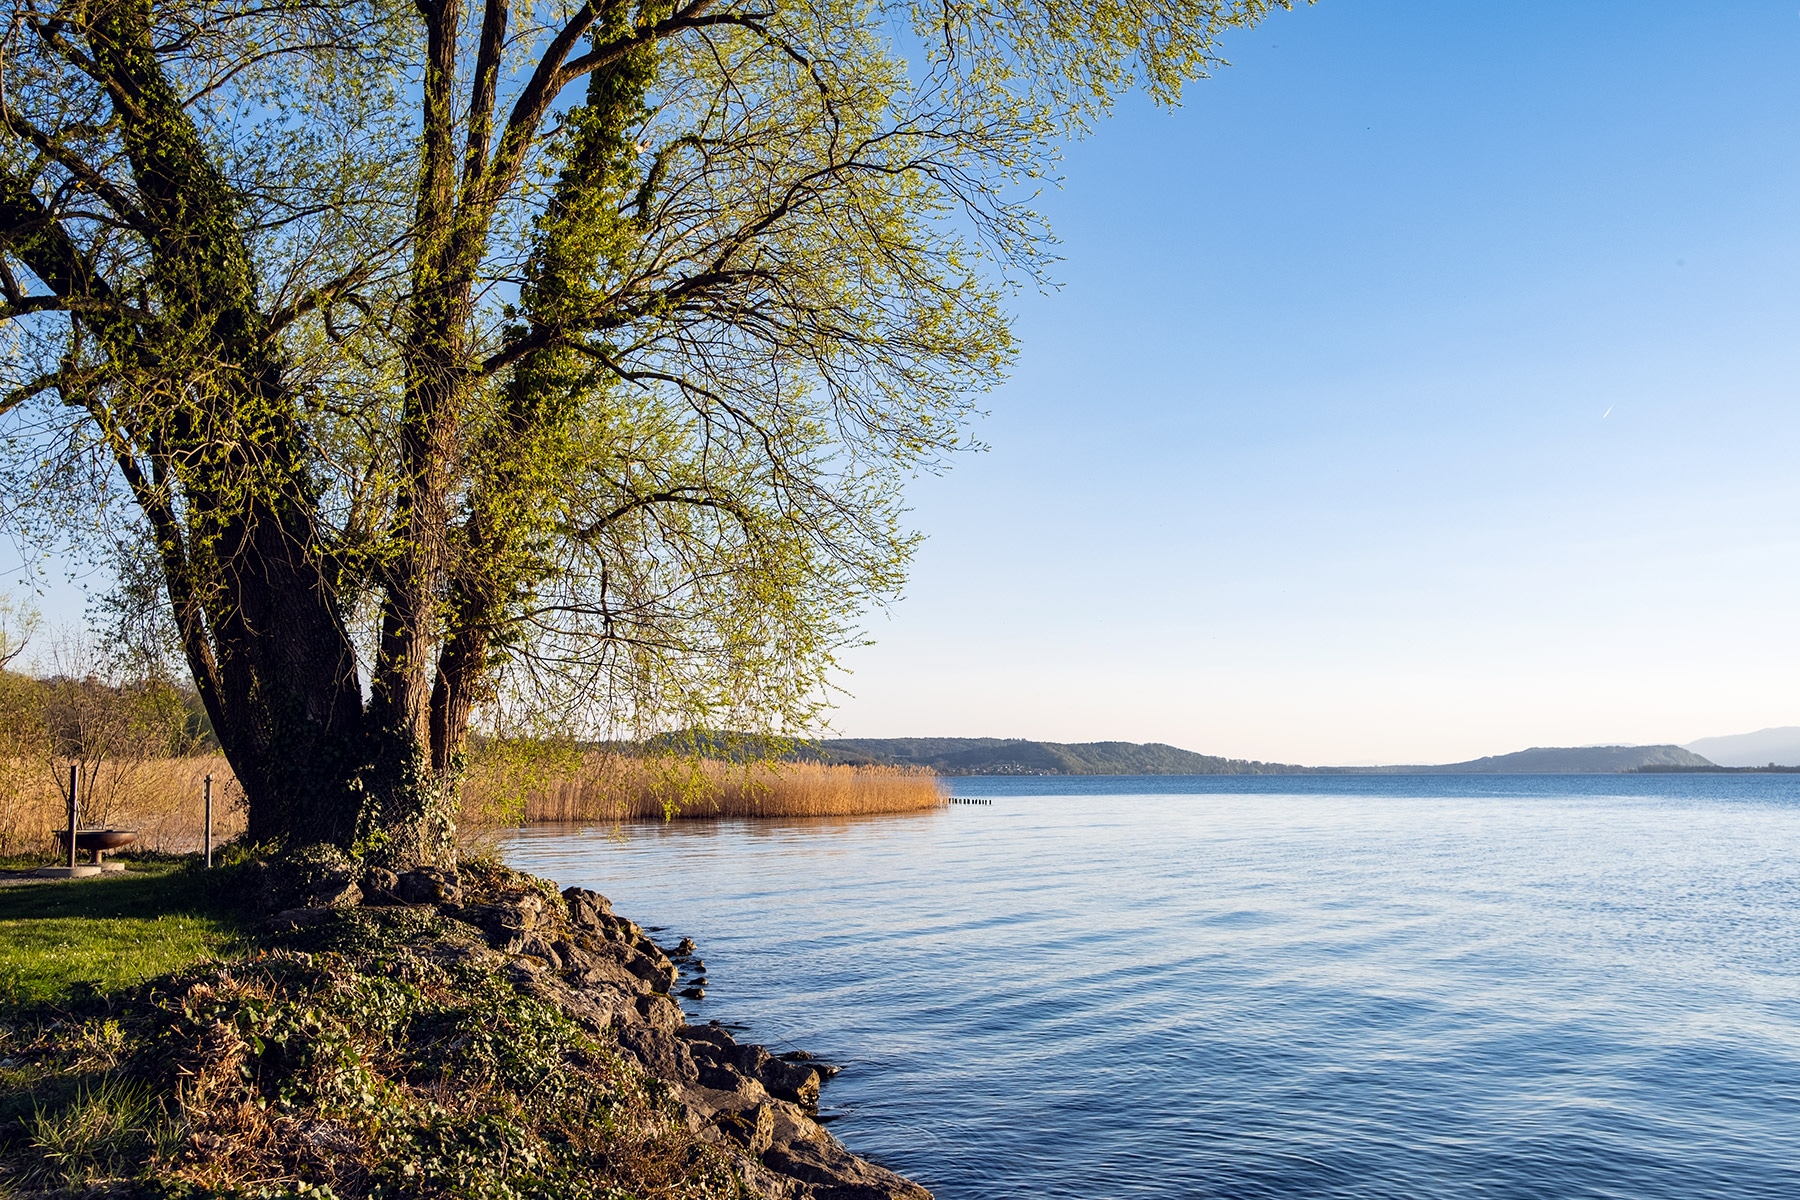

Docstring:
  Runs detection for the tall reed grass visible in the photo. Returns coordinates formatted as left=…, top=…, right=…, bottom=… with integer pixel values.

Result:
left=462, top=752, right=946, bottom=826
left=0, top=755, right=243, bottom=858
left=0, top=750, right=943, bottom=857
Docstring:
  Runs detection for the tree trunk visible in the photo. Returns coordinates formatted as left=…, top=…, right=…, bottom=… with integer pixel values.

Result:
left=210, top=508, right=367, bottom=848
left=69, top=0, right=371, bottom=849
left=359, top=0, right=492, bottom=867
left=429, top=624, right=488, bottom=774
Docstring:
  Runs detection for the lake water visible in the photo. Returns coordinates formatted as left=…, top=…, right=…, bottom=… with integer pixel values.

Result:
left=498, top=775, right=1800, bottom=1199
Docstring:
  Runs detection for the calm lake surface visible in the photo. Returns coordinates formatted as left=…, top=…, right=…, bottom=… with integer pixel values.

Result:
left=499, top=775, right=1800, bottom=1199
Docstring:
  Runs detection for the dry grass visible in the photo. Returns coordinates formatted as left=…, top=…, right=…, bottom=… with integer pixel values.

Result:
left=463, top=751, right=946, bottom=826
left=0, top=750, right=942, bottom=855
left=0, top=755, right=243, bottom=858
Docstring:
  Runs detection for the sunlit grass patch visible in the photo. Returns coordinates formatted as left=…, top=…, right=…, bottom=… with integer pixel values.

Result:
left=0, top=865, right=248, bottom=1006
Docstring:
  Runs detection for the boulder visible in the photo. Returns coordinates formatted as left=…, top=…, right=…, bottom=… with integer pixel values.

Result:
left=681, top=1075, right=771, bottom=1118
left=634, top=993, right=683, bottom=1030
left=595, top=913, right=643, bottom=944
left=761, top=1138, right=932, bottom=1200
left=676, top=1028, right=821, bottom=1110
left=713, top=1100, right=776, bottom=1155
left=679, top=1023, right=739, bottom=1051
left=779, top=1049, right=841, bottom=1079
left=461, top=893, right=546, bottom=947
left=561, top=886, right=613, bottom=928
left=713, top=1145, right=793, bottom=1200
left=695, top=1059, right=751, bottom=1093
left=573, top=957, right=649, bottom=996
left=361, top=866, right=403, bottom=904
left=517, top=933, right=562, bottom=970
left=396, top=866, right=463, bottom=907
left=308, top=878, right=362, bottom=909
left=766, top=1100, right=827, bottom=1150
left=619, top=948, right=677, bottom=992
left=756, top=1055, right=822, bottom=1109
left=554, top=985, right=629, bottom=1036
left=503, top=956, right=547, bottom=986
left=616, top=1025, right=699, bottom=1084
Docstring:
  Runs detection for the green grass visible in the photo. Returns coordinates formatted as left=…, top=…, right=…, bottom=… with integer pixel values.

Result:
left=0, top=862, right=250, bottom=1006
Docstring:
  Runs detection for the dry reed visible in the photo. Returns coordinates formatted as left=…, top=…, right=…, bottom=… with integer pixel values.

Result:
left=0, top=750, right=943, bottom=857
left=464, top=752, right=946, bottom=826
left=0, top=754, right=244, bottom=857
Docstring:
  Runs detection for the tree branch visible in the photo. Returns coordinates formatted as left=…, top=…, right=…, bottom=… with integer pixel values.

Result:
left=0, top=294, right=67, bottom=321
left=567, top=488, right=757, bottom=540
left=267, top=262, right=381, bottom=332
left=463, top=0, right=511, bottom=194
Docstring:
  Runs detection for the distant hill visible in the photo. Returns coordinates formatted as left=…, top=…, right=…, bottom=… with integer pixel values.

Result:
left=1364, top=744, right=1715, bottom=774
left=800, top=738, right=1716, bottom=775
left=804, top=738, right=1308, bottom=776
left=1683, top=727, right=1800, bottom=768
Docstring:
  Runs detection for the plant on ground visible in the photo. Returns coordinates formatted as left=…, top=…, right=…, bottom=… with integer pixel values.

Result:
left=0, top=862, right=742, bottom=1197
left=24, top=1073, right=171, bottom=1191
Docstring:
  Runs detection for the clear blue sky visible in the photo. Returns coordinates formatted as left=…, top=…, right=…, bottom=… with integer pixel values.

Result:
left=828, top=0, right=1800, bottom=764
left=9, top=2, right=1799, bottom=765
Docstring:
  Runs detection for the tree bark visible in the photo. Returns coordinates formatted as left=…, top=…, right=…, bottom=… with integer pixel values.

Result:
left=361, top=0, right=475, bottom=865
left=83, top=0, right=366, bottom=847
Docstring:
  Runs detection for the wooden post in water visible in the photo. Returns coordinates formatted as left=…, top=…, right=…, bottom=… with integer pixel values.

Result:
left=66, top=763, right=78, bottom=871
left=204, top=774, right=213, bottom=869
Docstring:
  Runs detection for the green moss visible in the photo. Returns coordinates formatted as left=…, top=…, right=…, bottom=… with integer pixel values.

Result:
left=0, top=863, right=250, bottom=1005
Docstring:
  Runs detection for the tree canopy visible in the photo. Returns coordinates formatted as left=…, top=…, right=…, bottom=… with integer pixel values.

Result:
left=0, top=0, right=1293, bottom=862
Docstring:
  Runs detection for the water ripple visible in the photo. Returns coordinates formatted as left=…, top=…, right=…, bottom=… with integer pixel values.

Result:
left=503, top=775, right=1800, bottom=1199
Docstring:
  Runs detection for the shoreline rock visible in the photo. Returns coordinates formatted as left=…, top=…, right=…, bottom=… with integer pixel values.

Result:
left=410, top=871, right=931, bottom=1200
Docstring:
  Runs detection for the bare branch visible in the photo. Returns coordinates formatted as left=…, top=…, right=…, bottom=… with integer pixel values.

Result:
left=567, top=488, right=759, bottom=540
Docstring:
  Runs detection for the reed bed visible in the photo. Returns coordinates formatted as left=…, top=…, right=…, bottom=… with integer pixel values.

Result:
left=0, top=749, right=944, bottom=859
left=0, top=754, right=244, bottom=858
left=464, top=752, right=947, bottom=826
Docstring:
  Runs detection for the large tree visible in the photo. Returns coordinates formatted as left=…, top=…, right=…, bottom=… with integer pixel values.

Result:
left=0, top=0, right=1291, bottom=863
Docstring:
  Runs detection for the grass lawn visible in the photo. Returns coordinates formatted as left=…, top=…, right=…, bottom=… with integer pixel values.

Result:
left=0, top=863, right=250, bottom=1006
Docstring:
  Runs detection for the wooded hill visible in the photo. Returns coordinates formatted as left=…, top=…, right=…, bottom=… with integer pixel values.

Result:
left=794, top=738, right=1719, bottom=775
left=800, top=738, right=1309, bottom=775
left=1363, top=744, right=1714, bottom=774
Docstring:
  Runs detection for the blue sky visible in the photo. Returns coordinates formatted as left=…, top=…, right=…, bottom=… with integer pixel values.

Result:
left=9, top=2, right=1799, bottom=765
left=827, top=1, right=1800, bottom=763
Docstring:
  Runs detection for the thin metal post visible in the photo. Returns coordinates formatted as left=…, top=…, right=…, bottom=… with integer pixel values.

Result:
left=204, top=774, right=213, bottom=869
left=67, top=763, right=78, bottom=870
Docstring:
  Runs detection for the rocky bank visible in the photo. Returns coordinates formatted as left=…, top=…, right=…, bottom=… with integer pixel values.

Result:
left=269, top=857, right=930, bottom=1200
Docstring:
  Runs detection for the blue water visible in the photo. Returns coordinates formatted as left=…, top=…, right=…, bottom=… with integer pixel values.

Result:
left=499, top=774, right=1800, bottom=1199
